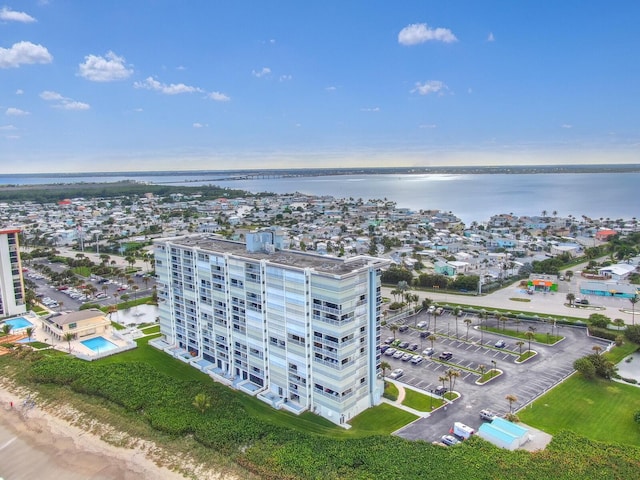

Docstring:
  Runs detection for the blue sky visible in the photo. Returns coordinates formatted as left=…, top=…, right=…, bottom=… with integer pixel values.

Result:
left=1, top=1, right=639, bottom=173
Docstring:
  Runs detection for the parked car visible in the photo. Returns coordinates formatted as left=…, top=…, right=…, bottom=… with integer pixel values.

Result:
left=419, top=331, right=432, bottom=338
left=393, top=350, right=404, bottom=359
left=389, top=368, right=404, bottom=379
left=384, top=348, right=397, bottom=356
left=422, top=347, right=435, bottom=356
left=434, top=386, right=447, bottom=396
left=480, top=409, right=498, bottom=421
left=381, top=345, right=389, bottom=354
left=416, top=321, right=428, bottom=328
left=401, top=353, right=413, bottom=362
left=384, top=336, right=395, bottom=344
left=410, top=355, right=424, bottom=365
left=409, top=343, right=419, bottom=351
left=399, top=325, right=409, bottom=332
left=494, top=340, right=506, bottom=348
left=399, top=341, right=410, bottom=349
left=438, top=351, right=453, bottom=361
left=441, top=435, right=460, bottom=446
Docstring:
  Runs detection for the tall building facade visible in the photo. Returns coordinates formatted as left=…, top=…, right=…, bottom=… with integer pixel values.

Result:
left=0, top=228, right=26, bottom=317
left=153, top=231, right=389, bottom=425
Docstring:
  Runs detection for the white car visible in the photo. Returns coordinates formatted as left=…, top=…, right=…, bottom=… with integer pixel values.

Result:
left=410, top=355, right=424, bottom=365
left=416, top=321, right=428, bottom=328
left=389, top=368, right=404, bottom=379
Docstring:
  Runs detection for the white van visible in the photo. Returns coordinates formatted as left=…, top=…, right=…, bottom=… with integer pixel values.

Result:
left=453, top=422, right=475, bottom=440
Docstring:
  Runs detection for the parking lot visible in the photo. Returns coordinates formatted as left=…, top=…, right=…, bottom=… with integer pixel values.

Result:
left=25, top=261, right=155, bottom=312
left=382, top=308, right=610, bottom=443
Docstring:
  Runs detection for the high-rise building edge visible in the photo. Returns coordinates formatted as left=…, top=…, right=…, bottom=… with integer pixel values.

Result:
left=0, top=228, right=26, bottom=318
left=153, top=230, right=389, bottom=425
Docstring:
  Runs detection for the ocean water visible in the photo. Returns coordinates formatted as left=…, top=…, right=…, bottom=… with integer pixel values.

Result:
left=1, top=171, right=638, bottom=225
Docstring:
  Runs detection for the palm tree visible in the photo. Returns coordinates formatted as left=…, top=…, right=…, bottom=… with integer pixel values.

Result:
left=380, top=361, right=391, bottom=386
left=565, top=270, right=574, bottom=282
left=453, top=307, right=461, bottom=338
left=193, top=393, right=211, bottom=414
left=566, top=293, right=575, bottom=306
left=63, top=332, right=75, bottom=353
left=506, top=394, right=518, bottom=413
left=630, top=295, right=638, bottom=326
left=592, top=345, right=602, bottom=356
left=438, top=375, right=447, bottom=389
left=464, top=318, right=472, bottom=341
left=389, top=324, right=398, bottom=340
left=433, top=309, right=440, bottom=334
left=428, top=334, right=437, bottom=350
left=499, top=316, right=508, bottom=331
left=478, top=310, right=488, bottom=345
left=516, top=341, right=525, bottom=355
left=25, top=327, right=34, bottom=342
left=525, top=331, right=535, bottom=352
left=2, top=324, right=12, bottom=336
left=478, top=364, right=486, bottom=377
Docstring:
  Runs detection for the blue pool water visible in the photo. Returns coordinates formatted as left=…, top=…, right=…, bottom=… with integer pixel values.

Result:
left=81, top=336, right=118, bottom=353
left=3, top=317, right=33, bottom=331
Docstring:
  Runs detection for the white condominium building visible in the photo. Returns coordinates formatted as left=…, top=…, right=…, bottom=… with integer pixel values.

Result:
left=153, top=230, right=389, bottom=425
left=0, top=228, right=26, bottom=317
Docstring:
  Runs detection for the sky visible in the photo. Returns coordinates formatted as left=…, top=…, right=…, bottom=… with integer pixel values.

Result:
left=1, top=1, right=639, bottom=173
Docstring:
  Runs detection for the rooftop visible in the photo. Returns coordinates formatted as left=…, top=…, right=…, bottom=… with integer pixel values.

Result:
left=157, top=234, right=389, bottom=276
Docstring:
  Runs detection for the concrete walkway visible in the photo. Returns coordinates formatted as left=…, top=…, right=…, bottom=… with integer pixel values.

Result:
left=382, top=379, right=445, bottom=418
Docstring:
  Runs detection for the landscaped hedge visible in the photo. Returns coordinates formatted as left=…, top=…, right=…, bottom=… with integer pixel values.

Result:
left=27, top=356, right=640, bottom=479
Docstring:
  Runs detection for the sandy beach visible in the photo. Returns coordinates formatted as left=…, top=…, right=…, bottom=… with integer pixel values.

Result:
left=0, top=381, right=234, bottom=480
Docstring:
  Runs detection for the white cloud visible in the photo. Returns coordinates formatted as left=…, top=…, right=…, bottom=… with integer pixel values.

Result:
left=133, top=76, right=203, bottom=94
left=0, top=7, right=36, bottom=23
left=279, top=74, right=292, bottom=82
left=0, top=41, right=52, bottom=68
left=6, top=107, right=30, bottom=116
left=252, top=67, right=271, bottom=78
left=78, top=51, right=133, bottom=82
left=207, top=91, right=230, bottom=102
left=0, top=124, right=17, bottom=131
left=40, top=90, right=90, bottom=110
left=411, top=80, right=449, bottom=96
left=361, top=107, right=380, bottom=112
left=487, top=32, right=495, bottom=42
left=57, top=101, right=90, bottom=111
left=561, top=124, right=573, bottom=129
left=419, top=124, right=437, bottom=129
left=40, top=90, right=63, bottom=101
left=193, top=122, right=208, bottom=128
left=325, top=86, right=337, bottom=92
left=15, top=89, right=24, bottom=95
left=398, top=23, right=457, bottom=45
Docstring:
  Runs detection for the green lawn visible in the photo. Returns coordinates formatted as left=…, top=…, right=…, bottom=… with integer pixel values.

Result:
left=402, top=388, right=439, bottom=411
left=518, top=374, right=640, bottom=446
left=347, top=403, right=418, bottom=435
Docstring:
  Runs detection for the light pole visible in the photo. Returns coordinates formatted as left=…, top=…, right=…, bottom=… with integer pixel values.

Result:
left=430, top=389, right=433, bottom=410
left=491, top=360, right=497, bottom=378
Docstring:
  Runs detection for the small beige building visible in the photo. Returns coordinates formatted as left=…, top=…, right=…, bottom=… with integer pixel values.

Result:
left=42, top=308, right=111, bottom=341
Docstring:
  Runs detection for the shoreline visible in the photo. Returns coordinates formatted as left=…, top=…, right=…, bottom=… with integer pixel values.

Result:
left=0, top=380, right=234, bottom=480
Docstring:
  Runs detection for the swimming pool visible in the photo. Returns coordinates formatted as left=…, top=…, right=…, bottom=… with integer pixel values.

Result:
left=81, top=336, right=118, bottom=353
left=2, top=317, right=34, bottom=332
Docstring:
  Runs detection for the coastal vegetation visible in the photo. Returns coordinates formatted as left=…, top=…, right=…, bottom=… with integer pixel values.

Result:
left=0, top=181, right=256, bottom=203
left=2, top=337, right=639, bottom=479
